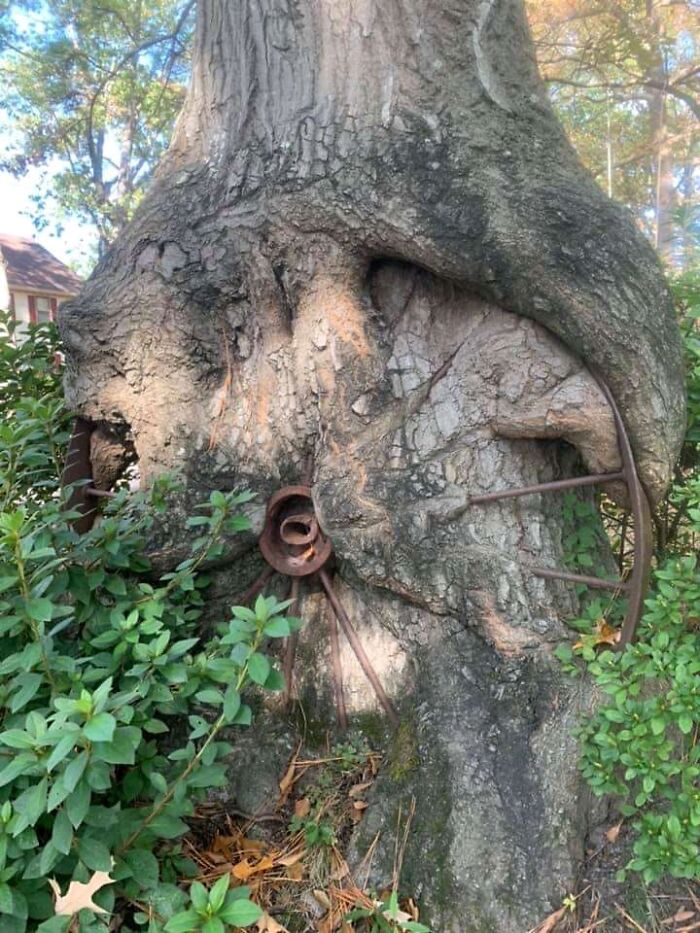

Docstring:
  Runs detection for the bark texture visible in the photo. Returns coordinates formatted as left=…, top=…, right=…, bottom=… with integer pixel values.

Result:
left=59, top=1, right=685, bottom=929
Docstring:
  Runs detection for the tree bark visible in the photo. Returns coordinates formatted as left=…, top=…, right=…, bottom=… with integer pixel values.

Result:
left=59, top=1, right=685, bottom=929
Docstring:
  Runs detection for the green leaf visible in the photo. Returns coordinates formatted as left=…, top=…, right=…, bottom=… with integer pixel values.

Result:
left=164, top=910, right=202, bottom=933
left=222, top=686, right=241, bottom=722
left=0, top=730, right=35, bottom=750
left=194, top=689, right=222, bottom=706
left=668, top=813, right=682, bottom=840
left=47, top=776, right=71, bottom=812
left=190, top=882, right=208, bottom=913
left=10, top=674, right=43, bottom=713
left=93, top=728, right=140, bottom=765
left=0, top=882, right=14, bottom=915
left=38, top=839, right=61, bottom=876
left=45, top=735, right=76, bottom=773
left=232, top=705, right=252, bottom=727
left=51, top=808, right=73, bottom=856
left=679, top=714, right=694, bottom=735
left=201, top=920, right=225, bottom=933
left=650, top=718, right=666, bottom=736
left=218, top=899, right=263, bottom=926
left=124, top=849, right=160, bottom=890
left=0, top=576, right=18, bottom=595
left=263, top=617, right=291, bottom=638
left=263, top=669, right=285, bottom=692
left=105, top=575, right=127, bottom=596
left=25, top=597, right=52, bottom=622
left=77, top=836, right=113, bottom=871
left=63, top=750, right=89, bottom=792
left=20, top=777, right=47, bottom=826
left=83, top=712, right=116, bottom=743
left=248, top=653, right=270, bottom=686
left=65, top=780, right=91, bottom=829
left=0, top=753, right=35, bottom=788
left=150, top=813, right=189, bottom=839
left=143, top=719, right=169, bottom=734
left=208, top=875, right=230, bottom=913
left=36, top=918, right=70, bottom=933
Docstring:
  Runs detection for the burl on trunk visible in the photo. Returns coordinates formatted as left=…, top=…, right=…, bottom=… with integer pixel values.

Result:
left=59, top=1, right=685, bottom=929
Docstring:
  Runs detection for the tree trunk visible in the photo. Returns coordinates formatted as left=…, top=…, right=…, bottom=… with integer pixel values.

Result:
left=59, top=1, right=685, bottom=929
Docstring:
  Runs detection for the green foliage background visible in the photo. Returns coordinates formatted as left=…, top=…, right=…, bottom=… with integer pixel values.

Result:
left=0, top=313, right=306, bottom=932
left=555, top=270, right=700, bottom=884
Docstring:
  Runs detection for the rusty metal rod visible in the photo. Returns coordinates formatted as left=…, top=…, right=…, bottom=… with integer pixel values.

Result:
left=469, top=471, right=625, bottom=505
left=531, top=566, right=629, bottom=593
left=324, top=587, right=348, bottom=732
left=283, top=578, right=301, bottom=708
left=235, top=566, right=275, bottom=607
left=595, top=378, right=653, bottom=646
left=318, top=569, right=399, bottom=728
left=85, top=487, right=117, bottom=499
left=62, top=418, right=98, bottom=534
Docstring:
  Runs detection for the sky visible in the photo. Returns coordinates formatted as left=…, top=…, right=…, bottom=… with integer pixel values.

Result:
left=0, top=3, right=94, bottom=272
left=0, top=166, right=95, bottom=273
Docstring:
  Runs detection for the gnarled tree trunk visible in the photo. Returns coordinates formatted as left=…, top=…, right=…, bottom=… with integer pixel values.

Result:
left=60, top=1, right=685, bottom=929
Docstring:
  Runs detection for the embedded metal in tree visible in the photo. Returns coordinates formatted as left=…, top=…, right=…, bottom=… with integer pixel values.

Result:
left=468, top=377, right=653, bottom=646
left=62, top=417, right=98, bottom=535
left=258, top=486, right=333, bottom=576
left=60, top=438, right=399, bottom=729
left=61, top=368, right=653, bottom=675
left=252, top=483, right=400, bottom=729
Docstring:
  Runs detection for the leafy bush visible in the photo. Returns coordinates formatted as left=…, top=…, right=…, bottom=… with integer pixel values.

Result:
left=559, top=269, right=700, bottom=883
left=576, top=544, right=700, bottom=883
left=0, top=316, right=301, bottom=930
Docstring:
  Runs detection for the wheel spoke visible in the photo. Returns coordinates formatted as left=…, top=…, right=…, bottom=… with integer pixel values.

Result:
left=319, top=569, right=399, bottom=728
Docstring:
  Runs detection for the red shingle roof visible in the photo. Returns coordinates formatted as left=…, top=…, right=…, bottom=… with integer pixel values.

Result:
left=0, top=233, right=82, bottom=296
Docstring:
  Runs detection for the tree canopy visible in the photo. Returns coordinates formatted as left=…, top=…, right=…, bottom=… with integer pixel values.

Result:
left=0, top=0, right=195, bottom=257
left=527, top=0, right=699, bottom=264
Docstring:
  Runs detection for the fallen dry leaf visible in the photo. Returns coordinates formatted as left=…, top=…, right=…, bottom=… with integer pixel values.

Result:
left=662, top=910, right=695, bottom=925
left=331, top=854, right=350, bottom=881
left=606, top=821, right=623, bottom=844
left=277, top=849, right=304, bottom=868
left=256, top=912, right=290, bottom=933
left=239, top=837, right=266, bottom=857
left=287, top=861, right=305, bottom=881
left=348, top=781, right=373, bottom=798
left=232, top=859, right=256, bottom=881
left=382, top=905, right=413, bottom=924
left=532, top=906, right=566, bottom=933
left=352, top=801, right=369, bottom=811
left=574, top=619, right=620, bottom=650
left=49, top=870, right=115, bottom=917
left=212, top=834, right=241, bottom=853
left=294, top=797, right=311, bottom=818
left=204, top=850, right=233, bottom=866
left=313, top=889, right=332, bottom=910
left=278, top=760, right=297, bottom=805
left=232, top=855, right=275, bottom=881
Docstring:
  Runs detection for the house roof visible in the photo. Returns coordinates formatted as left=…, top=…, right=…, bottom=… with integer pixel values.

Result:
left=0, top=233, right=82, bottom=296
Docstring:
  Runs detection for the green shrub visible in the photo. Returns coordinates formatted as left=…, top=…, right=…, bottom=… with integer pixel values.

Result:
left=0, top=314, right=299, bottom=930
left=560, top=269, right=700, bottom=884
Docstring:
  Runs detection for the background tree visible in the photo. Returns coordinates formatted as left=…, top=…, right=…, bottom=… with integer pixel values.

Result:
left=527, top=0, right=699, bottom=264
left=0, top=0, right=195, bottom=257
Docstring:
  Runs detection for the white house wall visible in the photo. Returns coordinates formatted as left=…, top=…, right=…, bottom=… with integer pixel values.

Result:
left=0, top=263, right=9, bottom=311
left=13, top=291, right=30, bottom=324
